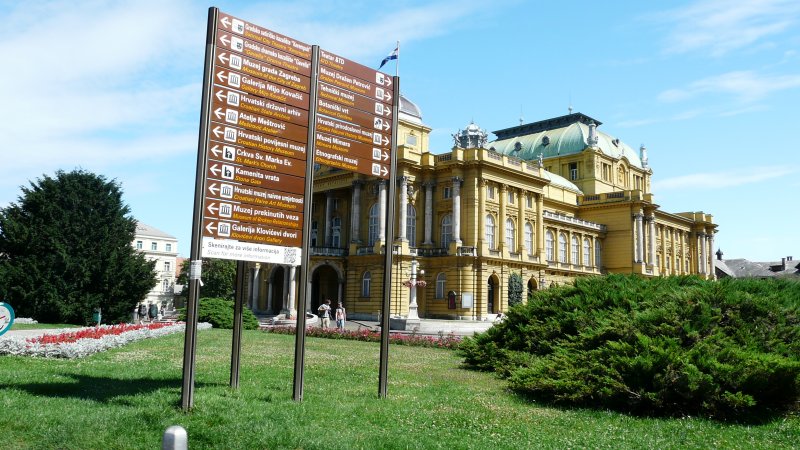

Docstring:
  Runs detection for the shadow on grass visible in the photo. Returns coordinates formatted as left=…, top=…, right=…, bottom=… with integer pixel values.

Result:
left=0, top=374, right=215, bottom=405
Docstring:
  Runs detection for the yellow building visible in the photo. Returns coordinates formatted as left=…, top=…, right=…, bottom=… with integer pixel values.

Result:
left=244, top=97, right=717, bottom=321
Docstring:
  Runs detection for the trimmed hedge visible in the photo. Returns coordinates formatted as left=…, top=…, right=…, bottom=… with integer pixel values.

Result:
left=178, top=297, right=259, bottom=330
left=459, top=275, right=800, bottom=420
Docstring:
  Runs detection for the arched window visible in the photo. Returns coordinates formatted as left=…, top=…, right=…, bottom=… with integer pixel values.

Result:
left=368, top=204, right=379, bottom=245
left=435, top=272, right=446, bottom=298
left=505, top=218, right=515, bottom=250
left=361, top=271, right=371, bottom=297
left=440, top=214, right=452, bottom=247
left=558, top=233, right=568, bottom=263
left=485, top=215, right=495, bottom=249
left=524, top=222, right=533, bottom=255
left=595, top=238, right=602, bottom=267
left=406, top=204, right=417, bottom=246
left=545, top=230, right=555, bottom=261
left=571, top=235, right=579, bottom=263
left=583, top=237, right=591, bottom=266
left=331, top=216, right=341, bottom=247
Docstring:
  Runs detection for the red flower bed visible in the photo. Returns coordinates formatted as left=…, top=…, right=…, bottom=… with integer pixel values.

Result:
left=266, top=326, right=462, bottom=350
left=27, top=322, right=174, bottom=345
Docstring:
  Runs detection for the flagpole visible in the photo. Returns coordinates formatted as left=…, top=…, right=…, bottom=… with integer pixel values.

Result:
left=395, top=40, right=399, bottom=78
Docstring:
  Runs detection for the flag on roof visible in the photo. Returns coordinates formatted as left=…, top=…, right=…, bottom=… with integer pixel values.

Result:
left=378, top=45, right=399, bottom=70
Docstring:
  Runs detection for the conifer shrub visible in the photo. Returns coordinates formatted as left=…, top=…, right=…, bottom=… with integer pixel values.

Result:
left=178, top=297, right=259, bottom=330
left=459, top=275, right=800, bottom=420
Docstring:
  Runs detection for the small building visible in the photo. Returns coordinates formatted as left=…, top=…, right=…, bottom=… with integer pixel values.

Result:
left=133, top=222, right=179, bottom=311
left=715, top=251, right=799, bottom=279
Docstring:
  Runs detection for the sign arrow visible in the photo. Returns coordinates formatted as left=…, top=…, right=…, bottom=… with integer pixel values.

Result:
left=210, top=164, right=221, bottom=177
left=220, top=34, right=230, bottom=47
left=216, top=71, right=228, bottom=83
left=210, top=145, right=223, bottom=158
left=382, top=150, right=389, bottom=161
left=212, top=126, right=224, bottom=139
left=382, top=121, right=391, bottom=131
left=208, top=183, right=219, bottom=196
left=205, top=222, right=217, bottom=234
left=382, top=91, right=392, bottom=102
left=381, top=135, right=390, bottom=146
left=381, top=166, right=388, bottom=177
left=215, top=89, right=226, bottom=101
left=220, top=17, right=231, bottom=29
left=218, top=52, right=229, bottom=64
left=383, top=108, right=392, bottom=117
left=213, top=108, right=225, bottom=120
left=206, top=203, right=219, bottom=215
left=383, top=77, right=392, bottom=88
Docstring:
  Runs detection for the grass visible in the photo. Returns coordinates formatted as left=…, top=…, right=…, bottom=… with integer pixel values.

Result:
left=0, top=329, right=798, bottom=449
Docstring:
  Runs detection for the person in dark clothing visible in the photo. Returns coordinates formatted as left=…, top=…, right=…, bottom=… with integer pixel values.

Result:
left=148, top=303, right=159, bottom=322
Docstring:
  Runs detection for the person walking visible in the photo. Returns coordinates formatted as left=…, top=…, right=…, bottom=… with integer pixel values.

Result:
left=335, top=301, right=346, bottom=331
left=138, top=303, right=148, bottom=324
left=148, top=303, right=158, bottom=323
left=318, top=299, right=332, bottom=329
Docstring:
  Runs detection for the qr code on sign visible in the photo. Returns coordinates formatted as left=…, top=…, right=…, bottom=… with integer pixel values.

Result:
left=284, top=248, right=298, bottom=265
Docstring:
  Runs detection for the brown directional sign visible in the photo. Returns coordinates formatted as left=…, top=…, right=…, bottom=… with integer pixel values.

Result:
left=206, top=181, right=305, bottom=213
left=318, top=82, right=392, bottom=118
left=319, top=49, right=394, bottom=98
left=210, top=103, right=308, bottom=143
left=318, top=65, right=393, bottom=105
left=210, top=120, right=306, bottom=160
left=216, top=12, right=312, bottom=60
left=212, top=86, right=309, bottom=127
left=208, top=141, right=306, bottom=177
left=216, top=32, right=312, bottom=77
left=206, top=160, right=305, bottom=195
left=214, top=68, right=309, bottom=110
left=203, top=219, right=303, bottom=247
left=315, top=132, right=390, bottom=165
left=314, top=148, right=389, bottom=179
left=316, top=115, right=390, bottom=148
left=205, top=200, right=303, bottom=230
left=215, top=50, right=311, bottom=93
left=317, top=97, right=392, bottom=131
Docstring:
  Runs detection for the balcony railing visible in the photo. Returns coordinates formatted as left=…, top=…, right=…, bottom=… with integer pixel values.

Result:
left=410, top=247, right=448, bottom=257
left=457, top=246, right=476, bottom=256
left=356, top=246, right=375, bottom=255
left=311, top=247, right=348, bottom=257
left=543, top=210, right=607, bottom=232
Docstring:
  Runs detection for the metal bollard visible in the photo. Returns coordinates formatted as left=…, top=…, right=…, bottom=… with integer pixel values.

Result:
left=162, top=425, right=188, bottom=450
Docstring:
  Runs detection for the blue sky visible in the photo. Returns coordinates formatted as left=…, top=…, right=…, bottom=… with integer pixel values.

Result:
left=1, top=0, right=798, bottom=261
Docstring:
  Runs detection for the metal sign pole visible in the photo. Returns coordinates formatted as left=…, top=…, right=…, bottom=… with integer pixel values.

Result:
left=181, top=6, right=218, bottom=412
left=230, top=260, right=246, bottom=388
left=378, top=75, right=401, bottom=398
left=292, top=45, right=320, bottom=402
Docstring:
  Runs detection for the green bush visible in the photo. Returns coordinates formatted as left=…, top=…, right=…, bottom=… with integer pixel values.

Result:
left=459, top=275, right=800, bottom=420
left=178, top=297, right=259, bottom=330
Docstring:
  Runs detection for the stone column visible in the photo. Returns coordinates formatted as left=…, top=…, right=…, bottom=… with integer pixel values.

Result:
left=499, top=184, right=507, bottom=251
left=696, top=233, right=702, bottom=274
left=250, top=264, right=261, bottom=311
left=647, top=215, right=656, bottom=266
left=452, top=177, right=463, bottom=245
left=536, top=193, right=545, bottom=258
left=407, top=260, right=421, bottom=322
left=634, top=211, right=644, bottom=263
left=378, top=180, right=387, bottom=243
left=398, top=176, right=408, bottom=241
left=478, top=180, right=486, bottom=248
left=283, top=267, right=290, bottom=312
left=266, top=271, right=274, bottom=314
left=672, top=230, right=678, bottom=274
left=660, top=226, right=667, bottom=273
left=708, top=232, right=716, bottom=279
left=517, top=189, right=525, bottom=254
left=423, top=181, right=434, bottom=245
left=351, top=181, right=362, bottom=243
left=700, top=232, right=708, bottom=275
left=325, top=193, right=334, bottom=246
left=337, top=278, right=344, bottom=303
left=287, top=265, right=297, bottom=318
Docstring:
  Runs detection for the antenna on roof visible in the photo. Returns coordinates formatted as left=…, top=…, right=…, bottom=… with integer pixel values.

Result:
left=519, top=105, right=524, bottom=125
left=568, top=93, right=573, bottom=114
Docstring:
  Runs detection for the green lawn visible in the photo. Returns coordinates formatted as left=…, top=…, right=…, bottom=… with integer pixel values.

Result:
left=0, top=329, right=797, bottom=449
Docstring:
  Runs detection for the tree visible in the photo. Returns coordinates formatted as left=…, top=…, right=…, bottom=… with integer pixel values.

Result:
left=0, top=170, right=156, bottom=325
left=176, top=258, right=236, bottom=301
left=508, top=272, right=523, bottom=307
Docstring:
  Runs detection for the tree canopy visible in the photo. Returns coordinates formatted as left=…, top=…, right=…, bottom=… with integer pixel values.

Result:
left=176, top=258, right=236, bottom=301
left=0, top=170, right=156, bottom=325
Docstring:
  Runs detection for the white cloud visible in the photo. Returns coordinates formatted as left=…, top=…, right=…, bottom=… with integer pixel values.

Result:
left=657, top=70, right=800, bottom=103
left=658, top=0, right=800, bottom=56
left=654, top=166, right=795, bottom=190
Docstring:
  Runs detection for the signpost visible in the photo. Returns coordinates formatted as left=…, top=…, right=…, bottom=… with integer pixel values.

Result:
left=182, top=6, right=399, bottom=411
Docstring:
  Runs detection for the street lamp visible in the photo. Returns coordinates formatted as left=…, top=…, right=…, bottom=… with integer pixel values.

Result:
left=402, top=259, right=426, bottom=321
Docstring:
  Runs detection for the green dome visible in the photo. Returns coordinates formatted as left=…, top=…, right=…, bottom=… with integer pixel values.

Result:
left=490, top=113, right=643, bottom=168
